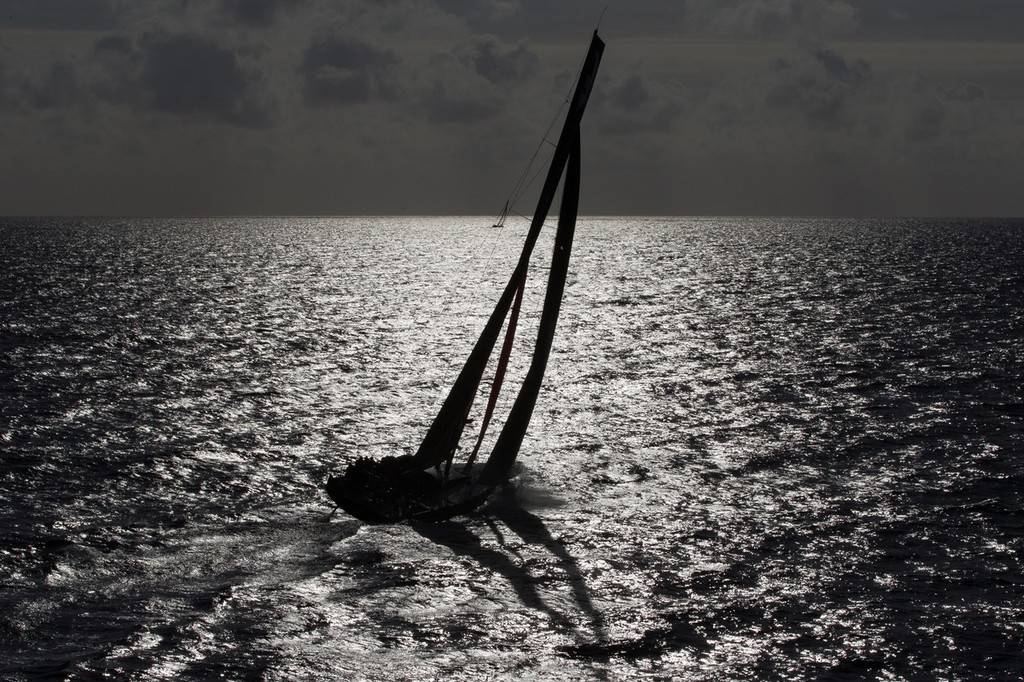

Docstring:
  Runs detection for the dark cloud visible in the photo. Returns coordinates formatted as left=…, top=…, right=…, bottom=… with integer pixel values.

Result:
left=20, top=60, right=79, bottom=109
left=1, top=0, right=1022, bottom=216
left=94, top=35, right=134, bottom=56
left=454, top=36, right=537, bottom=83
left=0, top=0, right=118, bottom=30
left=709, top=47, right=873, bottom=134
left=433, top=0, right=685, bottom=39
left=609, top=74, right=650, bottom=110
left=595, top=72, right=682, bottom=135
left=422, top=82, right=500, bottom=123
left=442, top=0, right=856, bottom=40
left=218, top=0, right=305, bottom=27
left=466, top=0, right=1024, bottom=41
left=946, top=84, right=985, bottom=104
left=0, top=52, right=7, bottom=108
left=693, top=0, right=859, bottom=38
left=91, top=35, right=139, bottom=104
left=140, top=35, right=244, bottom=113
left=137, top=34, right=274, bottom=127
left=0, top=56, right=80, bottom=111
left=765, top=48, right=872, bottom=127
left=903, top=104, right=943, bottom=143
left=432, top=0, right=523, bottom=30
left=465, top=0, right=1021, bottom=42
left=598, top=101, right=683, bottom=135
left=687, top=40, right=1002, bottom=177
left=85, top=33, right=276, bottom=127
left=409, top=36, right=536, bottom=125
left=299, top=36, right=399, bottom=106
left=855, top=0, right=1024, bottom=39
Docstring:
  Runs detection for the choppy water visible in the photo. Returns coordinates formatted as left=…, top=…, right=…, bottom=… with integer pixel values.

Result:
left=1, top=216, right=1022, bottom=680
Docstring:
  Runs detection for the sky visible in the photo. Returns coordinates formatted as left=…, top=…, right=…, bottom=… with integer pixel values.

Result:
left=1, top=0, right=1022, bottom=216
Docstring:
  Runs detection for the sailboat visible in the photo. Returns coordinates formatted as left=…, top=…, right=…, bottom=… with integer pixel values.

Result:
left=492, top=200, right=510, bottom=228
left=326, top=30, right=605, bottom=523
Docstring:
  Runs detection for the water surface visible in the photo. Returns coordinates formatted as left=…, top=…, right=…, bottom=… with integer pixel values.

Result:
left=1, top=216, right=1022, bottom=680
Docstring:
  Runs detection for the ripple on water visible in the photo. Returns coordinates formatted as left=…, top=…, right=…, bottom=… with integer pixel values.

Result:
left=1, top=216, right=1022, bottom=679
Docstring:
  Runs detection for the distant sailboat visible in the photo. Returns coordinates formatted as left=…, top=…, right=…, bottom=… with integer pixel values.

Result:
left=326, top=30, right=605, bottom=523
left=492, top=200, right=510, bottom=228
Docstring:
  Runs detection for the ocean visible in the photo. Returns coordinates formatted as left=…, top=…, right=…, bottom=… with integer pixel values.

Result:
left=1, top=216, right=1021, bottom=680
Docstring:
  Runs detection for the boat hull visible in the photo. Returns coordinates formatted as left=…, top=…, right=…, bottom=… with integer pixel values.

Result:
left=325, top=456, right=493, bottom=523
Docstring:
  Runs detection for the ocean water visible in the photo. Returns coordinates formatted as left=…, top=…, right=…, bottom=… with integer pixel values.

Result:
left=1, top=216, right=1021, bottom=680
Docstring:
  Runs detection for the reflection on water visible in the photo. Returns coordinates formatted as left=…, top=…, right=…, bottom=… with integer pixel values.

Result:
left=0, top=216, right=1022, bottom=680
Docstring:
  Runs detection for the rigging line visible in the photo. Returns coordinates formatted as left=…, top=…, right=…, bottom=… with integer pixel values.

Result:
left=423, top=219, right=517, bottom=414
left=503, top=41, right=591, bottom=211
left=502, top=106, right=563, bottom=206
left=515, top=134, right=559, bottom=195
left=497, top=90, right=572, bottom=220
left=502, top=122, right=559, bottom=215
left=511, top=144, right=558, bottom=209
left=437, top=154, right=567, bottom=450
left=439, top=73, right=568, bottom=325
left=490, top=26, right=596, bottom=226
left=428, top=33, right=593, bottom=416
left=493, top=49, right=587, bottom=222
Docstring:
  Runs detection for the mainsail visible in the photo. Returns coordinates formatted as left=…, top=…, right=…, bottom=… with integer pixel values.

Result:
left=326, top=30, right=605, bottom=522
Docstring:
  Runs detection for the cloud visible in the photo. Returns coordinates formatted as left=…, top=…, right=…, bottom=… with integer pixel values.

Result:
left=762, top=48, right=872, bottom=127
left=94, top=35, right=134, bottom=56
left=855, top=0, right=1024, bottom=39
left=298, top=35, right=399, bottom=106
left=593, top=71, right=683, bottom=135
left=2, top=0, right=1022, bottom=216
left=16, top=60, right=79, bottom=109
left=454, top=35, right=537, bottom=83
left=218, top=0, right=305, bottom=27
left=141, top=34, right=275, bottom=127
left=433, top=0, right=524, bottom=29
left=0, top=46, right=7, bottom=108
left=683, top=41, right=1006, bottom=176
left=1, top=0, right=118, bottom=30
left=409, top=35, right=540, bottom=125
left=686, top=0, right=859, bottom=39
left=0, top=40, right=80, bottom=112
left=87, top=32, right=276, bottom=127
left=676, top=0, right=1024, bottom=41
left=413, top=54, right=500, bottom=124
left=421, top=83, right=500, bottom=123
left=141, top=35, right=245, bottom=112
left=91, top=36, right=140, bottom=104
left=609, top=73, right=650, bottom=110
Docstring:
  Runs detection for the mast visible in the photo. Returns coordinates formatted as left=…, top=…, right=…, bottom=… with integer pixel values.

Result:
left=409, top=31, right=604, bottom=471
